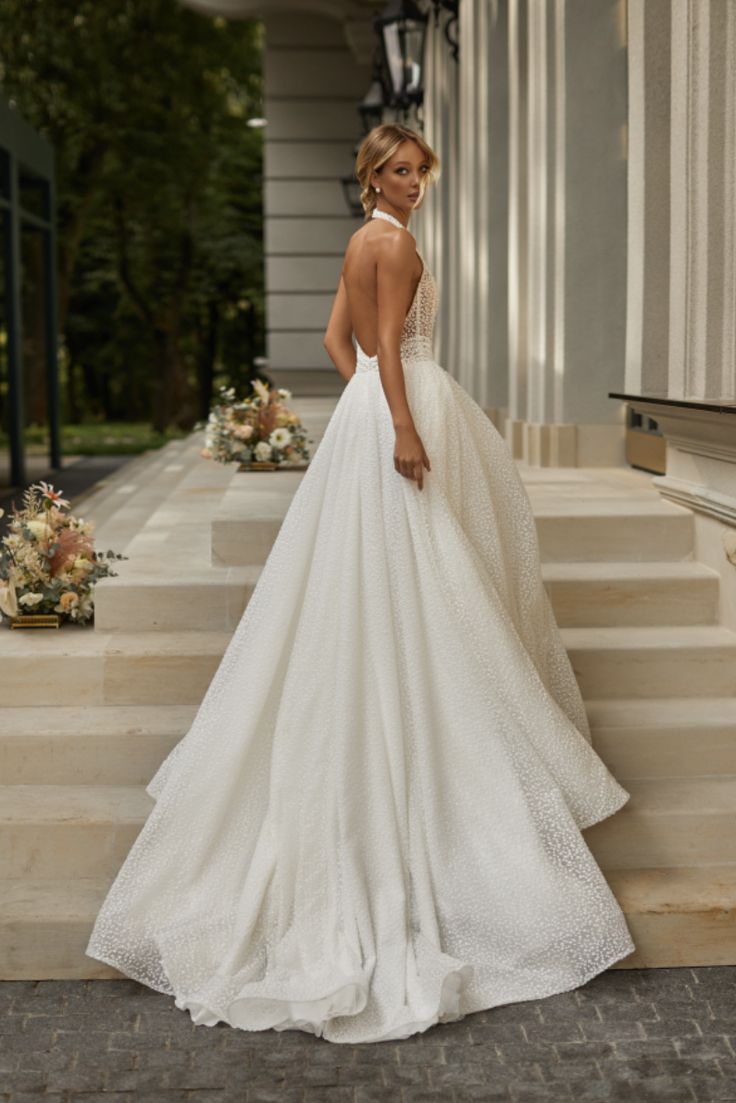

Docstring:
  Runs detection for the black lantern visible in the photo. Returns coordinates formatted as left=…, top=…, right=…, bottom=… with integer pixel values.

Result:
left=341, top=174, right=364, bottom=218
left=374, top=0, right=428, bottom=113
left=430, top=0, right=459, bottom=61
left=358, top=51, right=388, bottom=134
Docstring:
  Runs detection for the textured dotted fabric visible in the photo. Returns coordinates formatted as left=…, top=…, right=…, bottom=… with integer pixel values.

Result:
left=85, top=213, right=636, bottom=1044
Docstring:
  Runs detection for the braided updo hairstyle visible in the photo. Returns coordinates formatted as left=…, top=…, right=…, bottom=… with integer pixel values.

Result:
left=355, top=123, right=441, bottom=221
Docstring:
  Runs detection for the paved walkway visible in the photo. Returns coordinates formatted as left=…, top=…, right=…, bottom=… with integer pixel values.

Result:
left=0, top=454, right=136, bottom=537
left=1, top=966, right=735, bottom=1102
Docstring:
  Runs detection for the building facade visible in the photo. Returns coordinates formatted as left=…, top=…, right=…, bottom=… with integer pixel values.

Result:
left=183, top=0, right=736, bottom=625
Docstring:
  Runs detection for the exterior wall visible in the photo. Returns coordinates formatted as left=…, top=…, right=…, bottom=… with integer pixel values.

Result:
left=185, top=0, right=736, bottom=491
left=626, top=0, right=736, bottom=627
left=263, top=11, right=370, bottom=394
left=627, top=0, right=736, bottom=406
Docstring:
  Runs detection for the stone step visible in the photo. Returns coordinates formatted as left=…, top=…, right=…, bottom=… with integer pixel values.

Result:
left=561, top=625, right=736, bottom=698
left=2, top=690, right=733, bottom=788
left=534, top=506, right=694, bottom=563
left=583, top=777, right=736, bottom=869
left=586, top=697, right=736, bottom=779
left=92, top=566, right=259, bottom=632
left=212, top=486, right=696, bottom=568
left=210, top=470, right=306, bottom=566
left=0, top=878, right=120, bottom=979
left=3, top=774, right=734, bottom=879
left=0, top=630, right=230, bottom=706
left=73, top=437, right=204, bottom=553
left=67, top=437, right=187, bottom=520
left=2, top=863, right=734, bottom=979
left=0, top=706, right=196, bottom=785
left=604, top=865, right=736, bottom=969
left=0, top=785, right=153, bottom=878
left=92, top=557, right=721, bottom=634
left=107, top=450, right=239, bottom=574
left=542, top=561, right=720, bottom=627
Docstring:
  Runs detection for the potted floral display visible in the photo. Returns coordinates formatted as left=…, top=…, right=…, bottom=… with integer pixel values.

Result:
left=0, top=482, right=128, bottom=629
left=199, top=380, right=312, bottom=470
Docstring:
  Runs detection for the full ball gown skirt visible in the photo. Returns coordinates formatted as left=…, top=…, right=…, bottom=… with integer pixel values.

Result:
left=85, top=239, right=636, bottom=1044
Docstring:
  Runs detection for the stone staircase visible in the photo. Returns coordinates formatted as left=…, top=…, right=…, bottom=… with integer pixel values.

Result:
left=1, top=424, right=735, bottom=978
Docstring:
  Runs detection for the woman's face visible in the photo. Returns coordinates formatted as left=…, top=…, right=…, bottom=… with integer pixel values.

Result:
left=371, top=140, right=430, bottom=214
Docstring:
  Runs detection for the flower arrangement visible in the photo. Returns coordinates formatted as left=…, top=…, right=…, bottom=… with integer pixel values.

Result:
left=199, top=380, right=312, bottom=468
left=0, top=481, right=128, bottom=626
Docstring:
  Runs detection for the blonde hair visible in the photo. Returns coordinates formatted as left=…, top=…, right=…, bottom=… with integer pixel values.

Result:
left=354, top=123, right=441, bottom=220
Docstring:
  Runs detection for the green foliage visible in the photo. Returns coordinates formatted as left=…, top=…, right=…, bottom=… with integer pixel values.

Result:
left=0, top=0, right=265, bottom=433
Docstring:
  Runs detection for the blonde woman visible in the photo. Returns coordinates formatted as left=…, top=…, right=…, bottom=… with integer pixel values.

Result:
left=86, top=123, right=635, bottom=1044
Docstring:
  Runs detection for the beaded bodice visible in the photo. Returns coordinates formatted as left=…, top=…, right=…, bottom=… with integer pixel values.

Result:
left=355, top=209, right=439, bottom=373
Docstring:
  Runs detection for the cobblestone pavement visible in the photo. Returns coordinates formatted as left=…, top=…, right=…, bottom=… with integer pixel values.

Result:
left=1, top=966, right=735, bottom=1102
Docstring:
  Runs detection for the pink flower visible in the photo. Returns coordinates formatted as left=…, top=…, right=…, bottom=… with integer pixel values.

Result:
left=37, top=482, right=71, bottom=509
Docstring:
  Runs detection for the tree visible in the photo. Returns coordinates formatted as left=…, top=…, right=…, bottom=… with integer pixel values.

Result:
left=0, top=0, right=264, bottom=431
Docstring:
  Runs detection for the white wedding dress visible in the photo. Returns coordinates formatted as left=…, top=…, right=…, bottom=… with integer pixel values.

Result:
left=85, top=208, right=636, bottom=1044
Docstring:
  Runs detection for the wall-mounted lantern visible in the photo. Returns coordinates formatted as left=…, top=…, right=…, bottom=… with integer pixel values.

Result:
left=358, top=51, right=389, bottom=134
left=340, top=173, right=364, bottom=219
left=429, top=0, right=459, bottom=62
left=374, top=0, right=428, bottom=116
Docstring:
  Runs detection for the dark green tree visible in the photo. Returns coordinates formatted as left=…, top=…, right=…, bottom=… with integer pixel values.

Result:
left=0, top=0, right=264, bottom=431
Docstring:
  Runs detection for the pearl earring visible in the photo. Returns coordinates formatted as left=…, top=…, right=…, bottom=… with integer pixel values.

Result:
left=375, top=187, right=381, bottom=193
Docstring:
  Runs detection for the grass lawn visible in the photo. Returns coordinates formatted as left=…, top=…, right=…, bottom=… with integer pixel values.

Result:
left=1, top=422, right=191, bottom=456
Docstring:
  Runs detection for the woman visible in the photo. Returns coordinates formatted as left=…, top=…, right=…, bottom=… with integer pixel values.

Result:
left=85, top=123, right=636, bottom=1044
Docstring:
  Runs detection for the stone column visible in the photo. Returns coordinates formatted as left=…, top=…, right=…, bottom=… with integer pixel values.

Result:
left=507, top=0, right=530, bottom=458
left=417, top=10, right=460, bottom=374
left=457, top=0, right=481, bottom=397
left=508, top=0, right=628, bottom=465
left=485, top=0, right=511, bottom=423
left=668, top=0, right=736, bottom=403
left=625, top=0, right=672, bottom=397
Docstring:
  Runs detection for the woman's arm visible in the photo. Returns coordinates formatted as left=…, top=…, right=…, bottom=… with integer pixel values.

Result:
left=323, top=274, right=357, bottom=383
left=375, top=233, right=420, bottom=432
left=376, top=234, right=431, bottom=491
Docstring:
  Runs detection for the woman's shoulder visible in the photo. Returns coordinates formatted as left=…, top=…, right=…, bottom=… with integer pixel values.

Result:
left=348, top=220, right=416, bottom=259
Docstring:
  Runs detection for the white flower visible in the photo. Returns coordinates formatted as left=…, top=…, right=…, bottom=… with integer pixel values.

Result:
left=277, top=387, right=292, bottom=401
left=75, top=593, right=94, bottom=621
left=269, top=427, right=292, bottom=449
left=19, top=592, right=44, bottom=607
left=0, top=581, right=18, bottom=618
left=254, top=440, right=273, bottom=460
left=252, top=378, right=271, bottom=403
left=37, top=481, right=70, bottom=509
left=26, top=519, right=53, bottom=541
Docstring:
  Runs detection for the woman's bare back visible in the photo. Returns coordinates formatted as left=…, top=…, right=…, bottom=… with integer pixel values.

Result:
left=342, top=221, right=423, bottom=359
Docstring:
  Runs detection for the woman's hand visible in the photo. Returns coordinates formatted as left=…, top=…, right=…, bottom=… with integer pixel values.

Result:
left=394, top=425, right=431, bottom=490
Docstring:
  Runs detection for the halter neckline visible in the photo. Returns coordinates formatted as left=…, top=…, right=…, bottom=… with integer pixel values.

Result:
left=372, top=209, right=410, bottom=232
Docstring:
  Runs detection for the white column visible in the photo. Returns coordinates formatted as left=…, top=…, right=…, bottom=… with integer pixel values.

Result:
left=507, top=0, right=530, bottom=456
left=514, top=0, right=628, bottom=465
left=457, top=0, right=480, bottom=396
left=485, top=0, right=511, bottom=420
left=526, top=0, right=551, bottom=429
left=669, top=0, right=736, bottom=403
left=418, top=11, right=460, bottom=374
left=627, top=0, right=736, bottom=405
